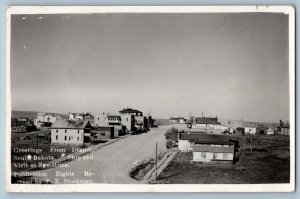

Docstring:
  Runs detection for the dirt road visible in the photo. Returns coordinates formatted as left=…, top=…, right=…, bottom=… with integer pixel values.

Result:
left=37, top=124, right=185, bottom=184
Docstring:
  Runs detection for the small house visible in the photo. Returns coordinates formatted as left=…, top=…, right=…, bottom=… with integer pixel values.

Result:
left=244, top=125, right=257, bottom=135
left=11, top=126, right=27, bottom=133
left=91, top=126, right=114, bottom=142
left=266, top=128, right=275, bottom=135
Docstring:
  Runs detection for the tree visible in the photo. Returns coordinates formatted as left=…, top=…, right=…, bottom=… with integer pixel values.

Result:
left=164, top=128, right=179, bottom=141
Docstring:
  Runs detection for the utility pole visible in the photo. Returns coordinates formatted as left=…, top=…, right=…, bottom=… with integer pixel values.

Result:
left=155, top=142, right=158, bottom=181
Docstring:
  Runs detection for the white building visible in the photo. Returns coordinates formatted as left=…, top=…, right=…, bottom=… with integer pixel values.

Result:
left=51, top=119, right=92, bottom=145
left=244, top=126, right=257, bottom=135
left=267, top=128, right=275, bottom=135
left=34, top=112, right=56, bottom=129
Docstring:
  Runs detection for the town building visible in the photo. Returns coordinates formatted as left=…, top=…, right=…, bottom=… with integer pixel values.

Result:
left=11, top=126, right=27, bottom=133
left=90, top=126, right=114, bottom=142
left=68, top=112, right=84, bottom=121
left=120, top=114, right=135, bottom=132
left=266, top=127, right=275, bottom=135
left=193, top=117, right=229, bottom=133
left=280, top=125, right=290, bottom=135
left=169, top=117, right=186, bottom=123
left=178, top=132, right=236, bottom=163
left=119, top=108, right=143, bottom=131
left=34, top=112, right=56, bottom=129
left=244, top=125, right=257, bottom=135
left=119, top=108, right=143, bottom=116
left=51, top=119, right=92, bottom=145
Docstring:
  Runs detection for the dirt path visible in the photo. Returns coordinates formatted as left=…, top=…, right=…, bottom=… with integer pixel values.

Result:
left=34, top=124, right=185, bottom=184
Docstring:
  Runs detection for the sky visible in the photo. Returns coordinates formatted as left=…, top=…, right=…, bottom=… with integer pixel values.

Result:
left=10, top=13, right=290, bottom=122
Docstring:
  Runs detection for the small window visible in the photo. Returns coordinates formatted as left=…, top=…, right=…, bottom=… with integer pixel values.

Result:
left=56, top=135, right=58, bottom=140
left=78, top=130, right=80, bottom=134
left=64, top=136, right=67, bottom=141
left=56, top=129, right=58, bottom=133
left=223, top=153, right=228, bottom=159
left=213, top=153, right=218, bottom=160
left=127, top=118, right=128, bottom=121
left=201, top=152, right=206, bottom=159
left=98, top=117, right=100, bottom=121
left=65, top=130, right=67, bottom=133
left=77, top=137, right=79, bottom=141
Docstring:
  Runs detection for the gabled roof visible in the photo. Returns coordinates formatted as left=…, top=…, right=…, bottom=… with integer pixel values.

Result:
left=180, top=133, right=230, bottom=145
left=52, top=119, right=91, bottom=129
left=119, top=108, right=142, bottom=114
left=193, top=145, right=234, bottom=153
left=195, top=117, right=218, bottom=124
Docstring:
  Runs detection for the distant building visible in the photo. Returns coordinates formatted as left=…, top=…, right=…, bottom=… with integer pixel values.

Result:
left=193, top=117, right=229, bottom=133
left=244, top=125, right=257, bottom=135
left=11, top=126, right=27, bottom=133
left=90, top=126, right=114, bottom=142
left=51, top=119, right=92, bottom=145
left=120, top=114, right=135, bottom=132
left=280, top=125, right=290, bottom=135
left=94, top=113, right=107, bottom=127
left=169, top=117, right=186, bottom=123
left=119, top=108, right=143, bottom=131
left=266, top=128, right=275, bottom=135
left=119, top=108, right=143, bottom=116
left=34, top=113, right=56, bottom=129
left=106, top=115, right=122, bottom=125
left=178, top=133, right=236, bottom=163
left=68, top=113, right=84, bottom=121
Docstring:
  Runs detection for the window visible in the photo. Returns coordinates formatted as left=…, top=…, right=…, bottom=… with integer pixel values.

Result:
left=201, top=152, right=206, bottom=159
left=98, top=117, right=100, bottom=121
left=65, top=130, right=67, bottom=133
left=56, top=135, right=58, bottom=140
left=64, top=136, right=67, bottom=141
left=69, top=137, right=71, bottom=140
left=213, top=153, right=218, bottom=160
left=77, top=137, right=79, bottom=141
left=223, top=153, right=228, bottom=159
left=56, top=129, right=58, bottom=133
left=78, top=130, right=80, bottom=134
left=127, top=118, right=128, bottom=121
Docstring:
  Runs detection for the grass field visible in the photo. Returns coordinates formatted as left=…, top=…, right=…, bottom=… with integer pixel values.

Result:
left=157, top=135, right=290, bottom=184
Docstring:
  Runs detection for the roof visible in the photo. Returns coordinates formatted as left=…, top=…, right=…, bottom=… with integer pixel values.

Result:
left=51, top=119, right=91, bottom=129
left=195, top=117, right=218, bottom=124
left=180, top=133, right=230, bottom=145
left=119, top=108, right=142, bottom=114
left=170, top=117, right=185, bottom=120
left=193, top=145, right=234, bottom=153
left=107, top=115, right=121, bottom=119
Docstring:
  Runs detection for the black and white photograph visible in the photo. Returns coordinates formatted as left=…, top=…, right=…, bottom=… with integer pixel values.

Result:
left=6, top=6, right=295, bottom=192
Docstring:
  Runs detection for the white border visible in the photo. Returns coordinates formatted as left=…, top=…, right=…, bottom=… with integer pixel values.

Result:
left=5, top=6, right=295, bottom=192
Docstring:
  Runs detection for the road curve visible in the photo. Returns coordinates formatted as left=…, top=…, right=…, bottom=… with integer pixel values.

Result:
left=37, top=124, right=185, bottom=184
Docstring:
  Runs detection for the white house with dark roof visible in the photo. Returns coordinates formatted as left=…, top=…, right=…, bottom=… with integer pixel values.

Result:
left=178, top=132, right=237, bottom=163
left=51, top=119, right=92, bottom=145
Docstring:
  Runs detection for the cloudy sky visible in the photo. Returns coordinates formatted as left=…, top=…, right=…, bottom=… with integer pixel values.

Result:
left=10, top=12, right=289, bottom=122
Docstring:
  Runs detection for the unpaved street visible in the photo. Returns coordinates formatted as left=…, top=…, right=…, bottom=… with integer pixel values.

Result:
left=38, top=124, right=185, bottom=184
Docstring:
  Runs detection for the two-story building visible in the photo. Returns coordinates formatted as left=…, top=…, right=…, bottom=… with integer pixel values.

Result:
left=51, top=119, right=92, bottom=145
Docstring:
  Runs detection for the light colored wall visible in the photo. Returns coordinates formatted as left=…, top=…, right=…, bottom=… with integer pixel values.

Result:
left=94, top=114, right=107, bottom=126
left=178, top=140, right=193, bottom=152
left=51, top=128, right=84, bottom=145
left=121, top=115, right=133, bottom=132
left=245, top=127, right=257, bottom=134
left=193, top=152, right=233, bottom=162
